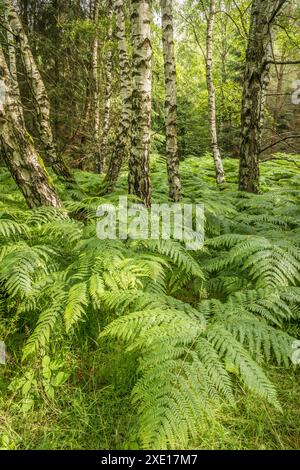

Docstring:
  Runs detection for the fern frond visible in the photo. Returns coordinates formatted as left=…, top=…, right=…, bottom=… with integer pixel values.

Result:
left=0, top=219, right=29, bottom=239
left=135, top=239, right=204, bottom=279
left=22, top=291, right=67, bottom=360
left=207, top=325, right=281, bottom=410
left=64, top=282, right=88, bottom=332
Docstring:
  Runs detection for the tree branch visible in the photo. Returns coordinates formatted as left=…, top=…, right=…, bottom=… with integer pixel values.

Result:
left=267, top=60, right=300, bottom=65
left=260, top=135, right=300, bottom=153
left=269, top=0, right=288, bottom=25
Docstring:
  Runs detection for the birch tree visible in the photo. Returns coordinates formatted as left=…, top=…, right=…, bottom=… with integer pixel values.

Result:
left=128, top=0, right=152, bottom=207
left=4, top=0, right=75, bottom=183
left=0, top=45, right=62, bottom=209
left=92, top=0, right=102, bottom=172
left=105, top=0, right=132, bottom=193
left=3, top=10, right=24, bottom=125
left=239, top=0, right=288, bottom=193
left=206, top=0, right=225, bottom=184
left=98, top=2, right=113, bottom=173
left=160, top=0, right=181, bottom=202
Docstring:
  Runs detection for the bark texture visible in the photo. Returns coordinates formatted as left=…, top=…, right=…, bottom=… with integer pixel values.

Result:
left=239, top=0, right=287, bottom=193
left=0, top=46, right=62, bottom=209
left=272, top=58, right=285, bottom=130
left=4, top=0, right=74, bottom=183
left=92, top=0, right=102, bottom=172
left=160, top=0, right=181, bottom=202
left=206, top=0, right=225, bottom=185
left=128, top=0, right=152, bottom=208
left=4, top=11, right=24, bottom=126
left=105, top=0, right=132, bottom=193
left=98, top=2, right=113, bottom=173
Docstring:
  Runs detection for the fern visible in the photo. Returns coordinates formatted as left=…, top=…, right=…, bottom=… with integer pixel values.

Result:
left=64, top=282, right=88, bottom=332
left=0, top=219, right=29, bottom=239
left=22, top=290, right=67, bottom=360
left=206, top=234, right=300, bottom=288
left=1, top=155, right=299, bottom=449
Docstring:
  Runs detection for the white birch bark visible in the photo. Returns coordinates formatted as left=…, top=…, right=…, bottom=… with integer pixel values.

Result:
left=128, top=0, right=152, bottom=207
left=160, top=0, right=181, bottom=202
left=4, top=0, right=74, bottom=183
left=0, top=45, right=62, bottom=209
left=105, top=0, right=132, bottom=192
left=206, top=0, right=225, bottom=185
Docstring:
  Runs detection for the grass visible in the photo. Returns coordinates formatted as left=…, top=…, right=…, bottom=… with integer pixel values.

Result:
left=1, top=365, right=299, bottom=449
left=192, top=368, right=300, bottom=450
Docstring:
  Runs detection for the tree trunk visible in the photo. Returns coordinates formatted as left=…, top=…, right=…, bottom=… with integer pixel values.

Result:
left=98, top=2, right=113, bottom=173
left=4, top=11, right=24, bottom=125
left=238, top=0, right=287, bottom=193
left=128, top=0, right=152, bottom=208
left=105, top=0, right=132, bottom=193
left=0, top=46, right=62, bottom=209
left=92, top=0, right=102, bottom=172
left=5, top=0, right=75, bottom=184
left=272, top=1, right=292, bottom=132
left=219, top=1, right=228, bottom=143
left=52, top=0, right=61, bottom=139
left=206, top=0, right=225, bottom=185
left=19, top=0, right=29, bottom=28
left=160, top=0, right=181, bottom=202
left=78, top=82, right=92, bottom=170
left=272, top=58, right=285, bottom=131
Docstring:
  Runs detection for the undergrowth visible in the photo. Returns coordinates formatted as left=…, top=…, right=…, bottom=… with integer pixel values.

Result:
left=0, top=154, right=299, bottom=449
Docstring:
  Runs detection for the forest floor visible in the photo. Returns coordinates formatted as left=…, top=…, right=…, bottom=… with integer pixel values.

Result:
left=0, top=154, right=299, bottom=450
left=1, top=366, right=300, bottom=449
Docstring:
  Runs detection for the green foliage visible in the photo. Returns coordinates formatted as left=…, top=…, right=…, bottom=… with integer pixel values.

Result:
left=0, top=155, right=300, bottom=449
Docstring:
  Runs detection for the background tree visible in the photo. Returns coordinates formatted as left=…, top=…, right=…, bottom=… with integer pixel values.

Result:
left=4, top=0, right=75, bottom=183
left=98, top=1, right=113, bottom=173
left=160, top=0, right=181, bottom=201
left=205, top=0, right=225, bottom=184
left=0, top=45, right=62, bottom=209
left=239, top=0, right=288, bottom=193
left=105, top=0, right=133, bottom=193
left=92, top=0, right=101, bottom=173
left=128, top=0, right=152, bottom=207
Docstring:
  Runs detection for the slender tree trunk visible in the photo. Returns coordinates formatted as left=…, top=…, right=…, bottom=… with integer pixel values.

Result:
left=78, top=83, right=92, bottom=170
left=0, top=46, right=62, bottom=209
left=219, top=1, right=228, bottom=140
left=4, top=12, right=24, bottom=125
left=52, top=0, right=61, bottom=138
left=92, top=0, right=102, bottom=172
left=160, top=0, right=181, bottom=202
left=272, top=58, right=285, bottom=130
left=272, top=1, right=292, bottom=131
left=239, top=0, right=287, bottom=193
left=206, top=0, right=225, bottom=185
left=98, top=2, right=113, bottom=173
left=20, top=0, right=29, bottom=28
left=128, top=0, right=152, bottom=208
left=5, top=0, right=75, bottom=183
left=105, top=0, right=132, bottom=193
